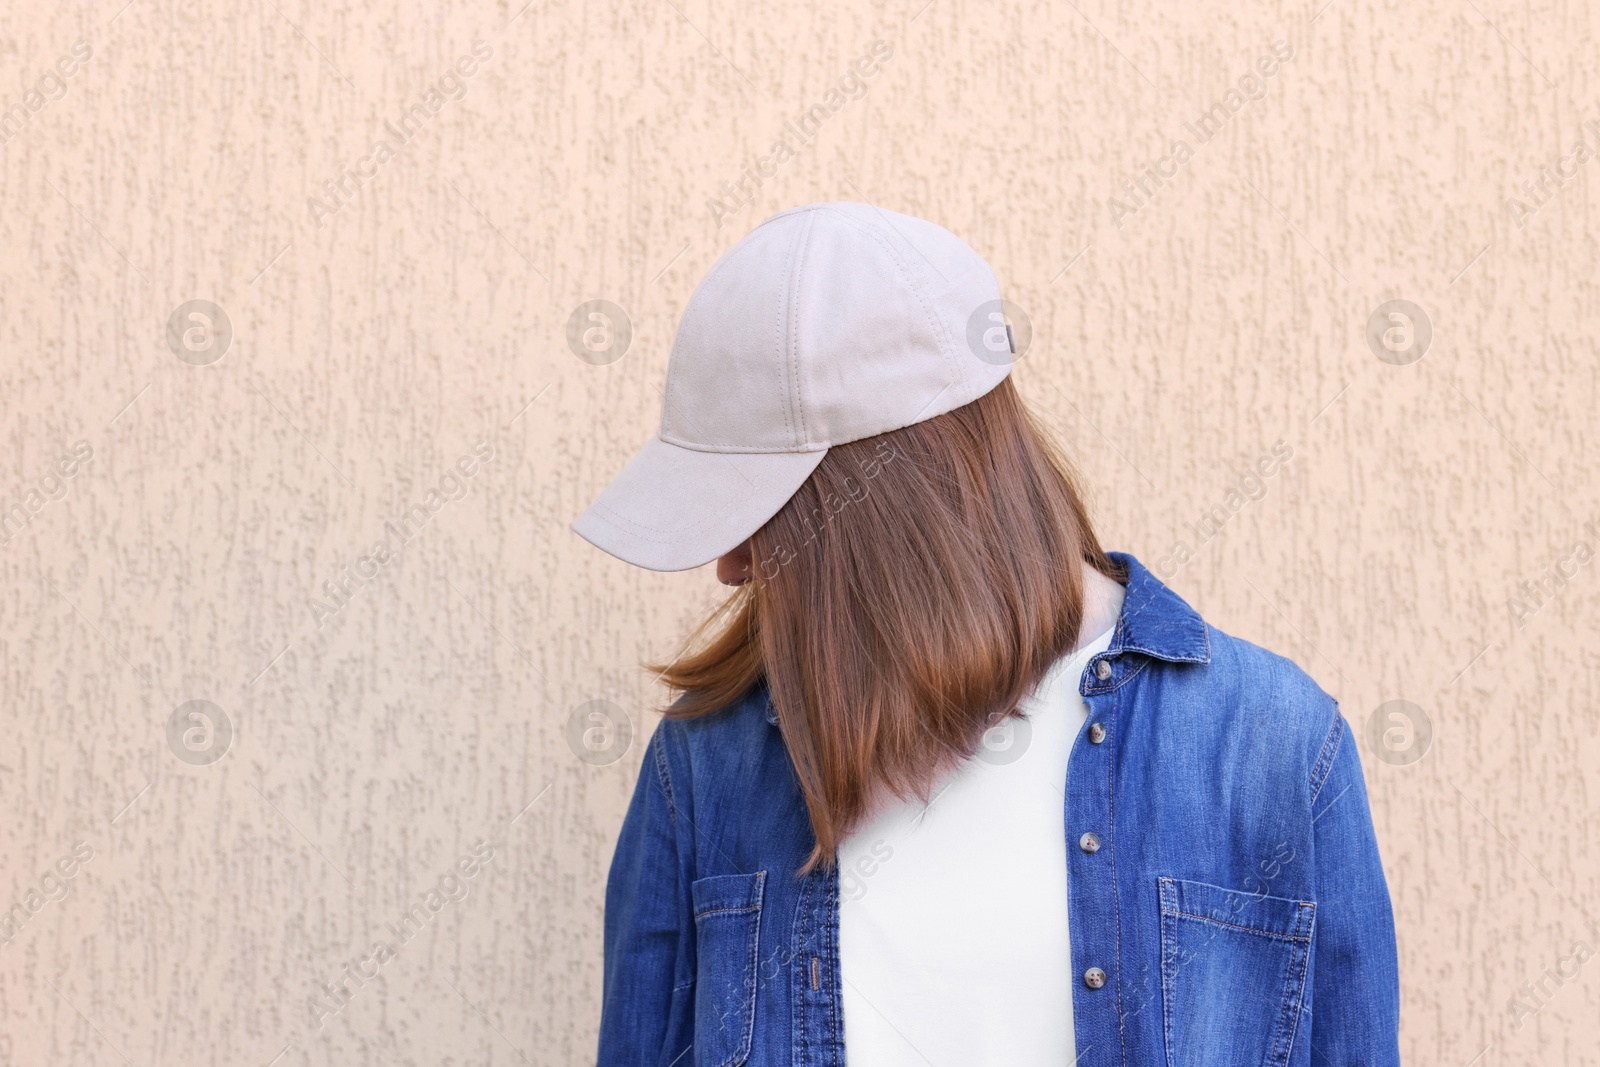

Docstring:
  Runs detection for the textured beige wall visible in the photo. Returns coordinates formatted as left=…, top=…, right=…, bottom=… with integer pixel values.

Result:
left=2, top=0, right=1597, bottom=1063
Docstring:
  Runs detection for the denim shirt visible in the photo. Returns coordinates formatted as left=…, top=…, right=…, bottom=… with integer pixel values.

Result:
left=598, top=553, right=1401, bottom=1067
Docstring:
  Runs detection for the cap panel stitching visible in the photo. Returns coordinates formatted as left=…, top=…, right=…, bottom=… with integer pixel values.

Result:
left=846, top=218, right=968, bottom=412
left=822, top=206, right=967, bottom=374
left=788, top=211, right=816, bottom=448
left=774, top=205, right=976, bottom=414
left=772, top=213, right=802, bottom=451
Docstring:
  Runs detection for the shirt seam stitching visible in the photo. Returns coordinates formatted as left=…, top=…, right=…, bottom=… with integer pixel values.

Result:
left=1309, top=708, right=1343, bottom=805
left=652, top=729, right=677, bottom=820
left=1159, top=908, right=1315, bottom=943
left=1110, top=687, right=1130, bottom=1067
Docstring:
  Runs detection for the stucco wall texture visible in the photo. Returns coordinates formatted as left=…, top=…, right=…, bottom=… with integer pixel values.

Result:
left=1, top=0, right=1597, bottom=1062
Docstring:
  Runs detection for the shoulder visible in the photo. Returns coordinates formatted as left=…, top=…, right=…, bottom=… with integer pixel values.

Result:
left=649, top=684, right=787, bottom=796
left=1190, top=623, right=1345, bottom=793
left=1203, top=624, right=1336, bottom=716
left=645, top=685, right=815, bottom=867
left=656, top=684, right=775, bottom=748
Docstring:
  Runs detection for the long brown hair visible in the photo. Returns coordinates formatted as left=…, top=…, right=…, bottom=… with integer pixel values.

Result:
left=653, top=377, right=1121, bottom=872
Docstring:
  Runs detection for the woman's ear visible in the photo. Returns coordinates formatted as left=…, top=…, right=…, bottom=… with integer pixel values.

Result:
left=716, top=541, right=754, bottom=586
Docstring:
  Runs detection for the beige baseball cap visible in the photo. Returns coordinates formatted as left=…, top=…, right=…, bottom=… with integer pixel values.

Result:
left=573, top=201, right=1014, bottom=571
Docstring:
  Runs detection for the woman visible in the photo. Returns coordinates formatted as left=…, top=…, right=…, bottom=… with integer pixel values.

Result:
left=575, top=202, right=1400, bottom=1067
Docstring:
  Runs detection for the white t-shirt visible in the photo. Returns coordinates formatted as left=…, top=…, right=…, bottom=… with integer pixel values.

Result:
left=837, top=623, right=1117, bottom=1066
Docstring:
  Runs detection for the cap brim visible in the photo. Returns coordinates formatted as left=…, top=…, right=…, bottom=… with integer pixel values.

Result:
left=573, top=437, right=827, bottom=571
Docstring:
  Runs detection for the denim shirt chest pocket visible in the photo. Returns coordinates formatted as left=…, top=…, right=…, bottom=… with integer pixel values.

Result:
left=1158, top=877, right=1316, bottom=1067
left=690, top=871, right=767, bottom=1067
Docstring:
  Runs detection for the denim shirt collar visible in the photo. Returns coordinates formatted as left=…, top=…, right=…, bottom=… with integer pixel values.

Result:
left=1105, top=551, right=1211, bottom=665
left=761, top=551, right=1207, bottom=725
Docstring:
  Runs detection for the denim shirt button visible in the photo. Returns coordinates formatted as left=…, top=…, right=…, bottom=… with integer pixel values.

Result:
left=1094, top=660, right=1113, bottom=681
left=1088, top=722, right=1106, bottom=744
left=1078, top=832, right=1100, bottom=853
left=1083, top=967, right=1107, bottom=989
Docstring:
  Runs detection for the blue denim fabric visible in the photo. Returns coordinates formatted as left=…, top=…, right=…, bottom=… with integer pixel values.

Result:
left=598, top=552, right=1401, bottom=1066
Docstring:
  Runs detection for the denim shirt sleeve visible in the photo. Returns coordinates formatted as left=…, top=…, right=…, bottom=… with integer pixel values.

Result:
left=1308, top=710, right=1402, bottom=1065
left=598, top=726, right=696, bottom=1066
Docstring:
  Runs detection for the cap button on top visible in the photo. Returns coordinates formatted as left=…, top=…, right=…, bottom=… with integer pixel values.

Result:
left=1094, top=660, right=1113, bottom=681
left=1084, top=967, right=1107, bottom=989
left=1087, top=722, right=1106, bottom=744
